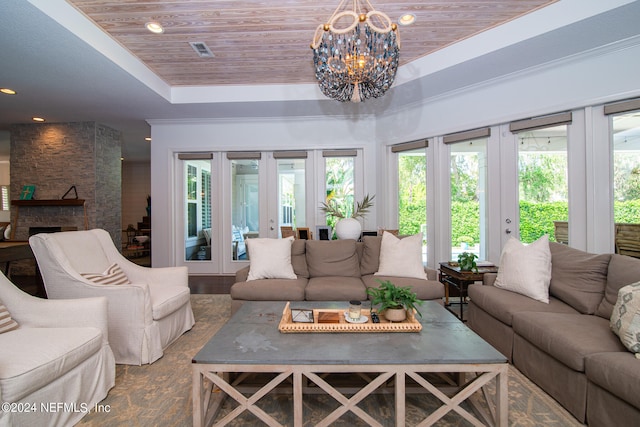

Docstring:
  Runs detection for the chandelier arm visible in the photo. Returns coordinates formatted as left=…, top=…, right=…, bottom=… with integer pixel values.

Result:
left=365, top=11, right=393, bottom=34
left=310, top=24, right=325, bottom=49
left=328, top=11, right=359, bottom=35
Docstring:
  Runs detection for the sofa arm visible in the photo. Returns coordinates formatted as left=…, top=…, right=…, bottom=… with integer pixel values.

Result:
left=424, top=267, right=438, bottom=281
left=483, top=272, right=497, bottom=286
left=235, top=265, right=250, bottom=282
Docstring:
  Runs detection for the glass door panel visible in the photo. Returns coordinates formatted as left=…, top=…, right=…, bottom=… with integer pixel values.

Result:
left=324, top=157, right=355, bottom=235
left=231, top=159, right=259, bottom=260
left=450, top=139, right=487, bottom=260
left=612, top=111, right=640, bottom=255
left=277, top=158, right=306, bottom=233
left=516, top=125, right=568, bottom=243
left=398, top=149, right=427, bottom=262
left=182, top=159, right=212, bottom=262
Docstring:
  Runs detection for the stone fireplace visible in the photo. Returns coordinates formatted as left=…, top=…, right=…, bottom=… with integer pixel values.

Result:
left=9, top=122, right=122, bottom=270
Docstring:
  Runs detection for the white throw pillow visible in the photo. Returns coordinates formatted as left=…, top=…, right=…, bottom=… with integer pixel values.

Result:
left=246, top=236, right=297, bottom=281
left=375, top=231, right=427, bottom=280
left=494, top=235, right=551, bottom=303
left=81, top=263, right=130, bottom=285
left=610, top=282, right=640, bottom=358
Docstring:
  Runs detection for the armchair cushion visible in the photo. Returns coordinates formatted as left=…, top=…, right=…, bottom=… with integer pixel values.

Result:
left=0, top=327, right=103, bottom=403
left=0, top=299, right=19, bottom=334
left=81, top=263, right=130, bottom=285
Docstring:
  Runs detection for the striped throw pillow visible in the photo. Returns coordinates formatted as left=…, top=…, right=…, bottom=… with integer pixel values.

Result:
left=81, top=263, right=130, bottom=285
left=0, top=299, right=19, bottom=334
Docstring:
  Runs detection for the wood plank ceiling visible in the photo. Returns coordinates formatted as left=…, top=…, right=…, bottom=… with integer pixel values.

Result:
left=67, top=0, right=557, bottom=87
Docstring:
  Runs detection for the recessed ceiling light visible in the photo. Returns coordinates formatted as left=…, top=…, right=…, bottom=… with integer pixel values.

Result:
left=145, top=21, right=164, bottom=34
left=145, top=137, right=152, bottom=142
left=398, top=14, right=416, bottom=26
left=1, top=88, right=16, bottom=95
left=32, top=117, right=45, bottom=122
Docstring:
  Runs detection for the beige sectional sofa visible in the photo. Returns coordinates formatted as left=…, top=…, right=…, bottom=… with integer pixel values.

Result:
left=231, top=236, right=444, bottom=314
left=467, top=241, right=640, bottom=426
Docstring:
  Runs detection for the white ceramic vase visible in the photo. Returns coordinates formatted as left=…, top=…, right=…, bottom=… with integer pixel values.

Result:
left=334, top=217, right=362, bottom=240
left=383, top=308, right=407, bottom=322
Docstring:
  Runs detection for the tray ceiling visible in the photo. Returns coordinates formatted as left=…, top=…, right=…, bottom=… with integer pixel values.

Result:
left=67, top=0, right=557, bottom=87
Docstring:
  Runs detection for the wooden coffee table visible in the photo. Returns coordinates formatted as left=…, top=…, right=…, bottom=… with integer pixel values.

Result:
left=192, top=300, right=508, bottom=426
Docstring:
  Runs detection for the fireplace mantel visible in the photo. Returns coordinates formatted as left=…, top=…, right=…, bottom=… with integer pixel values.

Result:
left=10, top=199, right=88, bottom=239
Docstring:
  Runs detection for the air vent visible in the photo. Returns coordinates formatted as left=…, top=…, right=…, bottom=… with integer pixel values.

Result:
left=189, top=41, right=214, bottom=58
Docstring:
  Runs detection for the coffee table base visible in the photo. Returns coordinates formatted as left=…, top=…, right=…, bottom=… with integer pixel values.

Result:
left=193, top=362, right=508, bottom=427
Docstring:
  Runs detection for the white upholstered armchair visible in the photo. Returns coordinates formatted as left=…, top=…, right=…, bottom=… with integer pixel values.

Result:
left=0, top=272, right=115, bottom=427
left=29, top=229, right=195, bottom=365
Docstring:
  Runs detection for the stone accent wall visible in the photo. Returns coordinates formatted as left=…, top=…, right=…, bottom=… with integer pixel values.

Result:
left=10, top=122, right=122, bottom=247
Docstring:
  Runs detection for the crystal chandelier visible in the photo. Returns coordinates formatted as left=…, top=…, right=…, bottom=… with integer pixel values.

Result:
left=311, top=0, right=400, bottom=103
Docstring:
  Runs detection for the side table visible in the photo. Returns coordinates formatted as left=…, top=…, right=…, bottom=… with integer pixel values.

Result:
left=439, top=262, right=498, bottom=321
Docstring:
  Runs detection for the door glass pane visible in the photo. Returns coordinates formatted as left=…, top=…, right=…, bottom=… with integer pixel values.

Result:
left=450, top=138, right=487, bottom=260
left=278, top=158, right=306, bottom=232
left=516, top=125, right=568, bottom=244
left=398, top=149, right=426, bottom=262
left=231, top=159, right=259, bottom=260
left=612, top=111, right=640, bottom=256
left=183, top=160, right=212, bottom=261
left=324, top=157, right=355, bottom=234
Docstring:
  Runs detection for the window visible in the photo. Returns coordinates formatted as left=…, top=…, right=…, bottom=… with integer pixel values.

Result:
left=179, top=155, right=213, bottom=262
left=449, top=138, right=487, bottom=259
left=324, top=154, right=355, bottom=233
left=0, top=185, right=8, bottom=211
left=392, top=140, right=428, bottom=261
left=516, top=125, right=568, bottom=243
left=612, top=111, right=640, bottom=224
left=277, top=158, right=306, bottom=230
left=230, top=155, right=260, bottom=260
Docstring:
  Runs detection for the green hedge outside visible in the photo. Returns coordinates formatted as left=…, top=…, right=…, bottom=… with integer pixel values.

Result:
left=445, top=200, right=640, bottom=245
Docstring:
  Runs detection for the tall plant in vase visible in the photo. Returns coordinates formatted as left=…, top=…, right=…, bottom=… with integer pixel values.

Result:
left=319, top=194, right=375, bottom=240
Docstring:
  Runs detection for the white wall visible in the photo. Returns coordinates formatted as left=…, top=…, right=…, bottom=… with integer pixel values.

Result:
left=150, top=37, right=640, bottom=271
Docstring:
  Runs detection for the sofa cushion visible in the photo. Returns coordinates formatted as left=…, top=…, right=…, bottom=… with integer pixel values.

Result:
left=0, top=300, right=19, bottom=334
left=468, top=283, right=578, bottom=326
left=305, top=277, right=367, bottom=301
left=360, top=235, right=382, bottom=275
left=150, top=285, right=191, bottom=320
left=548, top=242, right=610, bottom=314
left=230, top=277, right=307, bottom=301
left=512, top=312, right=626, bottom=372
left=494, top=235, right=551, bottom=303
left=306, top=240, right=360, bottom=278
left=81, top=262, right=130, bottom=285
left=375, top=232, right=427, bottom=280
left=362, top=274, right=444, bottom=301
left=291, top=239, right=309, bottom=278
left=246, top=237, right=297, bottom=281
left=610, top=282, right=640, bottom=356
left=585, top=351, right=640, bottom=410
left=0, top=327, right=103, bottom=402
left=596, top=254, right=640, bottom=319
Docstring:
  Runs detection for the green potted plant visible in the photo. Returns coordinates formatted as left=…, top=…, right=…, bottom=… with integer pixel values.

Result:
left=366, top=279, right=423, bottom=321
left=319, top=194, right=375, bottom=239
left=457, top=252, right=478, bottom=272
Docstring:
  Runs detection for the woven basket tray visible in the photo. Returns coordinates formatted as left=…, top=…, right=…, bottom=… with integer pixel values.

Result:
left=278, top=302, right=422, bottom=333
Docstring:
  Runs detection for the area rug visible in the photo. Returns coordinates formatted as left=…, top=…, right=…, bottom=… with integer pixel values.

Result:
left=77, top=295, right=584, bottom=426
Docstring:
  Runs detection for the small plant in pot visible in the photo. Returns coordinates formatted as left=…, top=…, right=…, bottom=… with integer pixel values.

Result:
left=457, top=252, right=478, bottom=272
left=366, top=279, right=423, bottom=322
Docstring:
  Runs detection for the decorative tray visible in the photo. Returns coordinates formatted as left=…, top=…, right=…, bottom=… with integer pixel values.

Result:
left=278, top=302, right=422, bottom=333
